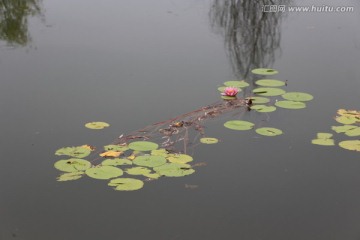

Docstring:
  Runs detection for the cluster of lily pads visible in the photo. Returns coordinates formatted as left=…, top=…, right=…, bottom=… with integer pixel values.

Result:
left=219, top=68, right=314, bottom=136
left=54, top=141, right=197, bottom=191
left=312, top=109, right=360, bottom=152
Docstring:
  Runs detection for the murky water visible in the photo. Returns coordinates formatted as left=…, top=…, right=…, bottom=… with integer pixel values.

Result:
left=1, top=0, right=359, bottom=239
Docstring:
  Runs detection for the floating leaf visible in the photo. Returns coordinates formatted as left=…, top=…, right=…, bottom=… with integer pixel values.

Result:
left=247, top=97, right=270, bottom=104
left=311, top=132, right=335, bottom=146
left=255, top=79, right=285, bottom=87
left=125, top=167, right=151, bottom=175
left=143, top=173, right=161, bottom=179
left=128, top=141, right=159, bottom=151
left=104, top=145, right=129, bottom=152
left=251, top=68, right=279, bottom=75
left=275, top=100, right=306, bottom=109
left=282, top=92, right=314, bottom=102
left=253, top=87, right=286, bottom=96
left=133, top=155, right=167, bottom=167
left=255, top=127, right=283, bottom=136
left=221, top=96, right=237, bottom=100
left=151, top=149, right=169, bottom=157
left=54, top=159, right=91, bottom=172
left=55, top=146, right=91, bottom=158
left=223, top=80, right=249, bottom=88
left=337, top=109, right=360, bottom=118
left=331, top=125, right=357, bottom=133
left=101, top=158, right=133, bottom=166
left=250, top=105, right=277, bottom=113
left=344, top=127, right=360, bottom=137
left=108, top=178, right=144, bottom=191
left=57, top=172, right=84, bottom=181
left=335, top=116, right=357, bottom=124
left=339, top=140, right=360, bottom=152
left=218, top=86, right=226, bottom=92
left=100, top=151, right=122, bottom=158
left=167, top=154, right=193, bottom=164
left=154, top=163, right=195, bottom=177
left=224, top=120, right=254, bottom=130
left=85, top=166, right=123, bottom=180
left=85, top=121, right=110, bottom=129
left=80, top=145, right=96, bottom=151
left=200, top=137, right=219, bottom=144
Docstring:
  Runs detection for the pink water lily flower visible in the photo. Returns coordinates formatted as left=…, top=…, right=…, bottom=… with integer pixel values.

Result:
left=221, top=87, right=239, bottom=97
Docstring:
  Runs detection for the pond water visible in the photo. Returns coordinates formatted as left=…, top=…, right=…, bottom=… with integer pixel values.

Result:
left=1, top=0, right=360, bottom=239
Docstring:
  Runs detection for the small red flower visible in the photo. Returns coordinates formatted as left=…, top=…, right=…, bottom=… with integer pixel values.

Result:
left=221, top=87, right=239, bottom=97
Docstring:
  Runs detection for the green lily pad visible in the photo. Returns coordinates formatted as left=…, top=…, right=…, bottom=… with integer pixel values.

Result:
left=275, top=100, right=306, bottom=109
left=223, top=80, right=249, bottom=88
left=255, top=127, right=283, bottom=136
left=133, top=155, right=167, bottom=167
left=339, top=140, right=360, bottom=152
left=151, top=149, right=169, bottom=157
left=282, top=92, right=314, bottom=102
left=344, top=127, right=360, bottom=137
left=250, top=105, right=277, bottom=113
left=335, top=116, right=357, bottom=124
left=85, top=166, right=123, bottom=180
left=218, top=86, right=227, bottom=92
left=104, top=145, right=129, bottom=152
left=255, top=79, right=285, bottom=87
left=125, top=167, right=152, bottom=175
left=55, top=146, right=91, bottom=158
left=167, top=154, right=193, bottom=164
left=85, top=121, right=110, bottom=129
left=57, top=172, right=84, bottom=181
left=311, top=133, right=335, bottom=146
left=200, top=137, right=219, bottom=144
left=247, top=97, right=270, bottom=104
left=108, top=178, right=144, bottom=191
left=154, top=163, right=195, bottom=177
left=331, top=125, right=357, bottom=133
left=54, top=159, right=91, bottom=172
left=224, top=120, right=254, bottom=130
left=101, top=158, right=133, bottom=166
left=251, top=68, right=279, bottom=75
left=253, top=87, right=286, bottom=96
left=316, top=133, right=333, bottom=139
left=143, top=173, right=161, bottom=179
left=128, top=141, right=159, bottom=151
left=221, top=96, right=237, bottom=100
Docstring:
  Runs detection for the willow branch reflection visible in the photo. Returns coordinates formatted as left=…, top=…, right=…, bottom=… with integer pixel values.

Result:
left=210, top=0, right=290, bottom=78
left=0, top=0, right=42, bottom=47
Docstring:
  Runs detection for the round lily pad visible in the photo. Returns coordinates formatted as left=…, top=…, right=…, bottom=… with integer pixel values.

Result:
left=344, top=127, right=360, bottom=137
left=282, top=92, right=314, bottom=102
left=101, top=158, right=133, bottom=166
left=200, top=137, right=219, bottom=144
left=167, top=154, right=193, bottom=164
left=275, top=100, right=306, bottom=109
left=154, top=163, right=195, bottom=177
left=331, top=125, right=357, bottom=133
left=151, top=149, right=169, bottom=157
left=57, top=172, right=84, bottom=181
left=128, top=141, right=159, bottom=151
left=54, top=159, right=91, bottom=172
left=221, top=96, right=237, bottom=100
left=85, top=166, right=123, bottom=180
left=335, top=116, right=357, bottom=125
left=255, top=79, right=285, bottom=87
left=250, top=105, right=277, bottom=113
left=55, top=146, right=91, bottom=158
left=251, top=68, right=279, bottom=75
left=85, top=121, right=110, bottom=129
left=125, top=167, right=152, bottom=175
left=255, top=127, right=283, bottom=136
left=104, top=145, right=129, bottom=152
left=247, top=97, right=270, bottom=104
left=218, top=86, right=226, bottom=92
left=316, top=133, right=333, bottom=139
left=312, top=138, right=335, bottom=146
left=108, top=178, right=144, bottom=191
left=339, top=140, right=360, bottom=152
left=223, top=80, right=249, bottom=88
left=253, top=87, right=286, bottom=96
left=224, top=120, right=254, bottom=130
left=133, top=155, right=167, bottom=167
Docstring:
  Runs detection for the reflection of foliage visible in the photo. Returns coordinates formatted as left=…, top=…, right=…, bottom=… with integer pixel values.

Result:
left=209, top=0, right=290, bottom=78
left=0, top=0, right=42, bottom=46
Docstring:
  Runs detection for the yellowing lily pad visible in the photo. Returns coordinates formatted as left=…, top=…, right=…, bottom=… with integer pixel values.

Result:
left=133, top=155, right=167, bottom=167
left=275, top=100, right=306, bottom=109
left=337, top=109, right=360, bottom=118
left=128, top=141, right=159, bottom=151
left=54, top=159, right=91, bottom=172
left=251, top=68, right=279, bottom=75
left=108, top=178, right=144, bottom=191
left=282, top=92, right=314, bottom=102
left=339, top=140, right=360, bottom=152
left=85, top=121, right=110, bottom=129
left=55, top=146, right=91, bottom=158
left=223, top=80, right=249, bottom=88
left=224, top=120, right=254, bottom=130
left=154, top=163, right=195, bottom=177
left=85, top=166, right=123, bottom=180
left=253, top=87, right=286, bottom=96
left=100, top=151, right=122, bottom=158
left=57, top=172, right=84, bottom=181
left=101, top=158, right=133, bottom=166
left=255, top=127, right=283, bottom=136
left=255, top=79, right=285, bottom=87
left=200, top=137, right=219, bottom=144
left=250, top=105, right=277, bottom=113
left=167, top=154, right=193, bottom=164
